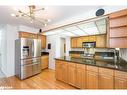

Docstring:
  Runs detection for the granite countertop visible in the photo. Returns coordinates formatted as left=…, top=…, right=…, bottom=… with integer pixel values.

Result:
left=55, top=56, right=127, bottom=72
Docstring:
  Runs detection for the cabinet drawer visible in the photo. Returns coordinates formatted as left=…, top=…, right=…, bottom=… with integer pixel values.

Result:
left=86, top=65, right=98, bottom=72
left=110, top=16, right=127, bottom=28
left=99, top=68, right=114, bottom=76
left=115, top=70, right=127, bottom=79
left=110, top=27, right=127, bottom=37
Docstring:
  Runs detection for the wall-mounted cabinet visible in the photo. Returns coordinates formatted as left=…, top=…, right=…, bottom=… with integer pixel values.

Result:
left=41, top=35, right=46, bottom=49
left=19, top=32, right=38, bottom=39
left=71, top=34, right=106, bottom=48
left=109, top=9, right=127, bottom=48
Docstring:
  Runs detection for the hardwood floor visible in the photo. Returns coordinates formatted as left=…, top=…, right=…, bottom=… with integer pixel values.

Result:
left=0, top=69, right=76, bottom=89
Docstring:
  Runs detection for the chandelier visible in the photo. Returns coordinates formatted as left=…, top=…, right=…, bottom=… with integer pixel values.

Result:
left=11, top=5, right=51, bottom=26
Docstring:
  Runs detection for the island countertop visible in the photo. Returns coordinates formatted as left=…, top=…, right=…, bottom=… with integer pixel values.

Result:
left=55, top=56, right=127, bottom=72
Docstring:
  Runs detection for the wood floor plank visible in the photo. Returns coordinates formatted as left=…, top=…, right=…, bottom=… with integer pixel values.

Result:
left=0, top=69, right=76, bottom=89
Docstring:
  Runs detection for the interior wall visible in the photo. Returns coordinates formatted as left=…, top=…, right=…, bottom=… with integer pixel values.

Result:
left=45, top=34, right=61, bottom=70
left=0, top=24, right=39, bottom=77
left=0, top=24, right=7, bottom=75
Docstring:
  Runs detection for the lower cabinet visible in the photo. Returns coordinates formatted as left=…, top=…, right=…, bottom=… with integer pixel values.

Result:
left=55, top=60, right=68, bottom=83
left=76, top=64, right=86, bottom=89
left=98, top=68, right=114, bottom=89
left=114, top=70, right=127, bottom=89
left=68, top=62, right=76, bottom=86
left=86, top=66, right=99, bottom=89
left=41, top=55, right=49, bottom=69
left=55, top=60, right=127, bottom=89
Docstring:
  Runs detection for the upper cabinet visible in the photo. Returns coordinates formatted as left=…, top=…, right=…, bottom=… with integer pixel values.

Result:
left=109, top=9, right=127, bottom=48
left=19, top=32, right=38, bottom=39
left=71, top=34, right=106, bottom=48
left=96, top=35, right=107, bottom=48
left=41, top=35, right=46, bottom=49
left=19, top=32, right=46, bottom=49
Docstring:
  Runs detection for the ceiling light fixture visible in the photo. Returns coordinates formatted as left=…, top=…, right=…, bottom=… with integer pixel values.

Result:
left=11, top=5, right=51, bottom=27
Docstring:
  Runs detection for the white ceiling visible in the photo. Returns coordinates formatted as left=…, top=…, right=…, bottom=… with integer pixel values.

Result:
left=0, top=6, right=101, bottom=29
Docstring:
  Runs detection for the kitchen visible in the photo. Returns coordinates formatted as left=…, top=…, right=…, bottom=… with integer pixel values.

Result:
left=0, top=5, right=127, bottom=90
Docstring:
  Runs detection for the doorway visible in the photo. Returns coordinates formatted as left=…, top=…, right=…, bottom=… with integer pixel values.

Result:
left=60, top=38, right=66, bottom=57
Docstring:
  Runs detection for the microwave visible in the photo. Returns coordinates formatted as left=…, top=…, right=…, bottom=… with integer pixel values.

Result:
left=82, top=42, right=96, bottom=48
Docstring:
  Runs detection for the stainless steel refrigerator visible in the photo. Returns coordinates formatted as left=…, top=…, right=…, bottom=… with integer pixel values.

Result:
left=15, top=38, right=41, bottom=79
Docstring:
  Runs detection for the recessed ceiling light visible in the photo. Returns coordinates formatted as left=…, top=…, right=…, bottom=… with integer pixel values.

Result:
left=47, top=19, right=51, bottom=22
left=44, top=24, right=47, bottom=26
left=11, top=13, right=16, bottom=17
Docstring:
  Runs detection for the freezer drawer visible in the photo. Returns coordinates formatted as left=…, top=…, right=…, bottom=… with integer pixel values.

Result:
left=21, top=63, right=41, bottom=79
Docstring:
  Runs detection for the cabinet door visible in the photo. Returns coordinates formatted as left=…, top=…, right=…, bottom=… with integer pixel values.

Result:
left=96, top=35, right=106, bottom=48
left=76, top=37, right=83, bottom=48
left=86, top=71, right=99, bottom=89
left=71, top=38, right=77, bottom=48
left=82, top=36, right=89, bottom=42
left=41, top=35, right=46, bottom=49
left=99, top=74, right=114, bottom=89
left=88, top=36, right=96, bottom=42
left=61, top=62, right=68, bottom=83
left=76, top=68, right=86, bottom=88
left=68, top=63, right=76, bottom=86
left=55, top=61, right=63, bottom=81
left=41, top=56, right=49, bottom=69
left=115, top=77, right=127, bottom=89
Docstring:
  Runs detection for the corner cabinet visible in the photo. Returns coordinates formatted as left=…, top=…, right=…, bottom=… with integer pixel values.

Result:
left=109, top=9, right=127, bottom=48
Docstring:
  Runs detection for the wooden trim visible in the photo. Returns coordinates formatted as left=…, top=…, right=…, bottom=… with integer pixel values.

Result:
left=109, top=9, right=127, bottom=19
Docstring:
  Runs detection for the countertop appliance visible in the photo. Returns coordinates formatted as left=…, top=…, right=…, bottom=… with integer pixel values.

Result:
left=15, top=38, right=41, bottom=79
left=83, top=42, right=96, bottom=58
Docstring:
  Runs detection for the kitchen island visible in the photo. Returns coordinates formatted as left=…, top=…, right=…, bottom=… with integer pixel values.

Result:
left=55, top=56, right=127, bottom=89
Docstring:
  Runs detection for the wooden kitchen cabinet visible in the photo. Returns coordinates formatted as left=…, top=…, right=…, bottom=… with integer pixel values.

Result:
left=96, top=35, right=106, bottom=48
left=98, top=68, right=114, bottom=89
left=109, top=9, right=127, bottom=48
left=41, top=35, right=46, bottom=49
left=88, top=36, right=96, bottom=42
left=55, top=60, right=68, bottom=83
left=71, top=35, right=106, bottom=48
left=76, top=37, right=83, bottom=48
left=114, top=70, right=127, bottom=89
left=68, top=62, right=76, bottom=86
left=41, top=55, right=49, bottom=70
left=86, top=66, right=99, bottom=89
left=19, top=32, right=38, bottom=39
left=55, top=60, right=63, bottom=81
left=76, top=64, right=86, bottom=89
left=71, top=38, right=77, bottom=48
